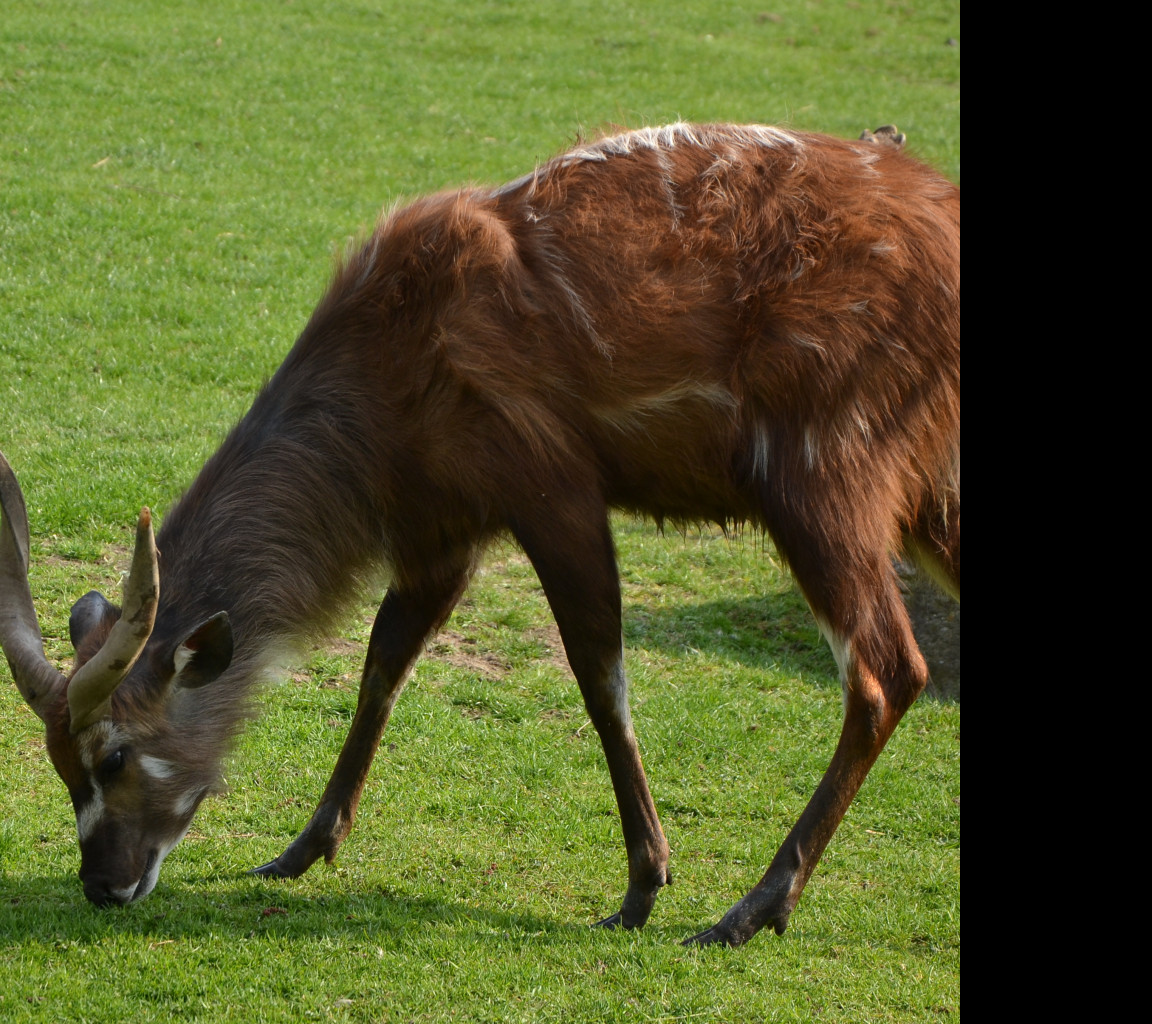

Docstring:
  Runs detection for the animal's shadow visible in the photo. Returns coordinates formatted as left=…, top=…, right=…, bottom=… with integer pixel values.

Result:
left=0, top=872, right=671, bottom=946
left=622, top=589, right=958, bottom=703
left=622, top=593, right=840, bottom=690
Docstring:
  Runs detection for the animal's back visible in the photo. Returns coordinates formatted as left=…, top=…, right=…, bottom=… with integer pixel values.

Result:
left=475, top=124, right=960, bottom=529
left=301, top=123, right=958, bottom=539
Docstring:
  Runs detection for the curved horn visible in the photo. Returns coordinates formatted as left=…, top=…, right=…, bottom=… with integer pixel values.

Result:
left=0, top=450, right=68, bottom=722
left=67, top=507, right=159, bottom=732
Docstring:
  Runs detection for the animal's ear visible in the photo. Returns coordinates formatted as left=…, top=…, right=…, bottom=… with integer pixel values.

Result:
left=69, top=591, right=120, bottom=651
left=170, top=612, right=233, bottom=689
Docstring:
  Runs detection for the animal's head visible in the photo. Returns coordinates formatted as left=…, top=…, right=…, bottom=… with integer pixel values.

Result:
left=1, top=451, right=233, bottom=905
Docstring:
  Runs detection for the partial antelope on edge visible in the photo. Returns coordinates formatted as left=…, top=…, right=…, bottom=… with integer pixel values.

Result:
left=0, top=122, right=959, bottom=947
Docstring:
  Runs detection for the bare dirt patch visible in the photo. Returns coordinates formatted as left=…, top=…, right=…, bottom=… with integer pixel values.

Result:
left=427, top=623, right=569, bottom=682
left=323, top=637, right=365, bottom=659
left=428, top=630, right=511, bottom=681
left=527, top=622, right=568, bottom=671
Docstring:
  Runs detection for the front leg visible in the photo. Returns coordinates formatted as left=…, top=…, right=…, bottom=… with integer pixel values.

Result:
left=253, top=567, right=472, bottom=879
left=512, top=496, right=671, bottom=929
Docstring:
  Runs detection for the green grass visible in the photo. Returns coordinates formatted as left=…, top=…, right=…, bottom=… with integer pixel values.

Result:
left=1, top=1, right=959, bottom=1020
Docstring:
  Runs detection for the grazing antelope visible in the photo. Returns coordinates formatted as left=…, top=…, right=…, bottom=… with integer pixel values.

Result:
left=0, top=122, right=959, bottom=946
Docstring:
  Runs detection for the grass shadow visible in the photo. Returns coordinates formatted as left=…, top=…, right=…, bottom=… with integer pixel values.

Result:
left=624, top=594, right=841, bottom=689
left=0, top=872, right=599, bottom=947
left=624, top=591, right=959, bottom=704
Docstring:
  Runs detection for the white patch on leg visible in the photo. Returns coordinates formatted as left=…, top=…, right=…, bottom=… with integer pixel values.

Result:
left=605, top=654, right=636, bottom=740
left=814, top=616, right=853, bottom=702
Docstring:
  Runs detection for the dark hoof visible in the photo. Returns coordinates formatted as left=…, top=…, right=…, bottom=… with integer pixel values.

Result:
left=683, top=907, right=788, bottom=947
left=593, top=911, right=624, bottom=929
left=250, top=858, right=297, bottom=879
left=682, top=925, right=740, bottom=948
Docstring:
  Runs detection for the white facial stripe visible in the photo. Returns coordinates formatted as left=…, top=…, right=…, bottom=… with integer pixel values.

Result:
left=173, top=787, right=203, bottom=819
left=76, top=784, right=105, bottom=842
left=138, top=755, right=179, bottom=781
left=77, top=788, right=201, bottom=902
left=129, top=828, right=189, bottom=902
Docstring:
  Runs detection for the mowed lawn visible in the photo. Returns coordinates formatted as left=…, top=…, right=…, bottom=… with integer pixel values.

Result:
left=0, top=2, right=959, bottom=1021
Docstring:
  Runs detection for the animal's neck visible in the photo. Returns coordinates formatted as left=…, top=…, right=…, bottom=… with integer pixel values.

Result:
left=153, top=376, right=389, bottom=657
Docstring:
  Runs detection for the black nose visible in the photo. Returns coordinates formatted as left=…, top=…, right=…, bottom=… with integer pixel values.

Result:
left=81, top=873, right=129, bottom=908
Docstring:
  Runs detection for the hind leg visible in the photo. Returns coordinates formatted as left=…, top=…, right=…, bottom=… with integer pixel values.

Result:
left=905, top=489, right=961, bottom=600
left=685, top=529, right=931, bottom=947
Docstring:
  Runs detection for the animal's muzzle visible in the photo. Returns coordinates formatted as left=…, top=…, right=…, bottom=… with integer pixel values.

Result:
left=80, top=849, right=157, bottom=907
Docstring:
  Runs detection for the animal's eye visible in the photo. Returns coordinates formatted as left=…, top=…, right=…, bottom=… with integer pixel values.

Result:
left=100, top=749, right=126, bottom=778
